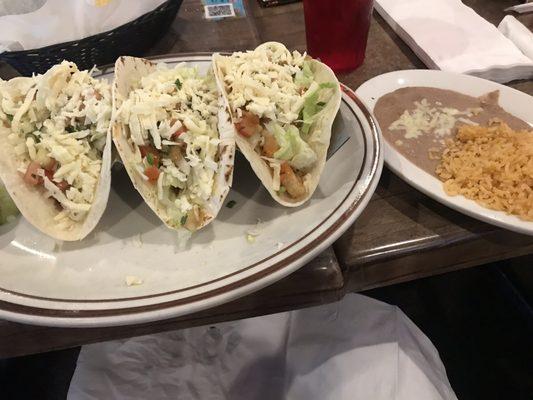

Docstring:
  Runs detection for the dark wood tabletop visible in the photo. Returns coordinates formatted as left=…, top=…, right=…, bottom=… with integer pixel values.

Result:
left=0, top=0, right=531, bottom=358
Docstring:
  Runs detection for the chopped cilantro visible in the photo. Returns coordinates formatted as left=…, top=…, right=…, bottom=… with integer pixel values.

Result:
left=146, top=153, right=154, bottom=166
left=180, top=215, right=188, bottom=225
left=175, top=79, right=182, bottom=90
left=25, top=133, right=40, bottom=143
left=226, top=200, right=236, bottom=208
left=65, top=126, right=76, bottom=133
left=6, top=114, right=13, bottom=121
left=317, top=102, right=326, bottom=107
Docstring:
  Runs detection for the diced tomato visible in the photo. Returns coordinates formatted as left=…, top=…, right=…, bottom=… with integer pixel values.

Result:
left=139, top=145, right=160, bottom=167
left=44, top=158, right=58, bottom=183
left=44, top=169, right=55, bottom=182
left=139, top=145, right=155, bottom=158
left=171, top=126, right=187, bottom=141
left=23, top=161, right=41, bottom=185
left=44, top=170, right=69, bottom=191
left=38, top=158, right=68, bottom=191
left=55, top=180, right=70, bottom=192
left=235, top=111, right=260, bottom=138
left=144, top=166, right=160, bottom=182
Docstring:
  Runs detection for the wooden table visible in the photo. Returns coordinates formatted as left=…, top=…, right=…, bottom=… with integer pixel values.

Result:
left=0, top=0, right=532, bottom=358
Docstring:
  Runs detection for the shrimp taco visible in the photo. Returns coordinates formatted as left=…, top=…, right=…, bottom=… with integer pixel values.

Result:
left=0, top=61, right=112, bottom=241
left=112, top=57, right=235, bottom=232
left=213, top=42, right=341, bottom=206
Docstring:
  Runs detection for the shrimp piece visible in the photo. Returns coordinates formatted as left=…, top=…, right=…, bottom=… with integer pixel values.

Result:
left=280, top=162, right=306, bottom=199
left=235, top=111, right=260, bottom=137
left=169, top=145, right=183, bottom=166
left=184, top=206, right=207, bottom=231
left=262, top=131, right=279, bottom=158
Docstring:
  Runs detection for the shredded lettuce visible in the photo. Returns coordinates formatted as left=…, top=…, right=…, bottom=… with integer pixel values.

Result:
left=285, top=125, right=317, bottom=170
left=294, top=61, right=313, bottom=89
left=301, top=82, right=336, bottom=134
left=270, top=123, right=317, bottom=171
left=319, top=82, right=336, bottom=89
left=270, top=122, right=294, bottom=160
left=302, top=92, right=320, bottom=134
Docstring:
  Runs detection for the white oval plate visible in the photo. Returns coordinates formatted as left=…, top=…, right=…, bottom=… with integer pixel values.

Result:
left=0, top=55, right=383, bottom=327
left=357, top=69, right=533, bottom=236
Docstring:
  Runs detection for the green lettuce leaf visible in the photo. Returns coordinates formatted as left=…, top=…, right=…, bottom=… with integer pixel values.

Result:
left=270, top=123, right=294, bottom=161
left=300, top=81, right=337, bottom=134
left=294, top=61, right=314, bottom=89
left=285, top=125, right=317, bottom=170
left=270, top=123, right=317, bottom=171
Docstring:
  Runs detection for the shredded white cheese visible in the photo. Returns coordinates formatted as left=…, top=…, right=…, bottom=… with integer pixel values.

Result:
left=389, top=98, right=481, bottom=139
left=217, top=42, right=307, bottom=125
left=125, top=275, right=144, bottom=286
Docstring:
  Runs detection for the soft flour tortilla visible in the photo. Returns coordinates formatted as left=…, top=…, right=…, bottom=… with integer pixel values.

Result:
left=213, top=44, right=342, bottom=207
left=0, top=79, right=112, bottom=241
left=112, top=56, right=235, bottom=231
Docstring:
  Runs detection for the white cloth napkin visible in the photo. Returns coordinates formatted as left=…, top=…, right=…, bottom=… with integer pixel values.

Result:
left=0, top=0, right=167, bottom=53
left=67, top=294, right=458, bottom=400
left=504, top=3, right=533, bottom=14
left=499, top=15, right=533, bottom=61
left=375, top=0, right=533, bottom=83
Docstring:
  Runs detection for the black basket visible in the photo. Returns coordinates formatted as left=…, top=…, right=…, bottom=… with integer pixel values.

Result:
left=0, top=0, right=183, bottom=77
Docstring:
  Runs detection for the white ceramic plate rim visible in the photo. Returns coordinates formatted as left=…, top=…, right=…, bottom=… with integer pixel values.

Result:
left=356, top=69, right=533, bottom=236
left=0, top=57, right=383, bottom=327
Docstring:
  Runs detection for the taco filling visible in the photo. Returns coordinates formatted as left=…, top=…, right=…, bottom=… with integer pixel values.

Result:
left=216, top=43, right=336, bottom=200
left=115, top=63, right=222, bottom=230
left=0, top=61, right=111, bottom=229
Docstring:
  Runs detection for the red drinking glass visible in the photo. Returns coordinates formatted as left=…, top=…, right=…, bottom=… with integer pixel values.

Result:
left=303, top=0, right=374, bottom=72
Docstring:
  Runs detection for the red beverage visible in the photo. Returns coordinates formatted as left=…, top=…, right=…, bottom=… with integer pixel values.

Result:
left=303, top=0, right=374, bottom=72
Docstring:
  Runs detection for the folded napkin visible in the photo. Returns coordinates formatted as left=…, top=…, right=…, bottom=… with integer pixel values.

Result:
left=0, top=0, right=167, bottom=53
left=68, top=294, right=458, bottom=400
left=499, top=15, right=533, bottom=61
left=375, top=0, right=533, bottom=83
left=504, top=3, right=533, bottom=14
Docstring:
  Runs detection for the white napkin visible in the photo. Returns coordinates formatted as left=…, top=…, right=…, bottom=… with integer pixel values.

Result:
left=375, top=0, right=533, bottom=83
left=67, top=294, right=458, bottom=400
left=0, top=0, right=167, bottom=53
left=499, top=15, right=533, bottom=61
left=504, top=3, right=533, bottom=14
